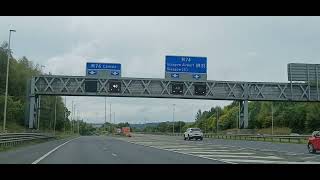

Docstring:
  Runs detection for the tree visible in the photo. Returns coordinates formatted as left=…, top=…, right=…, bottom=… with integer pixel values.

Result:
left=305, top=103, right=320, bottom=133
left=0, top=40, right=70, bottom=133
left=194, top=109, right=202, bottom=122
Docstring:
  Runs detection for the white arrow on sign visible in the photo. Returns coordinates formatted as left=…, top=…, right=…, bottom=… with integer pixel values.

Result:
left=193, top=74, right=201, bottom=79
left=88, top=70, right=97, bottom=75
left=111, top=71, right=119, bottom=76
left=171, top=73, right=179, bottom=78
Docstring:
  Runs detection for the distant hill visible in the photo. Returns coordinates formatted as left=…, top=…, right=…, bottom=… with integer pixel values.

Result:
left=130, top=122, right=160, bottom=129
left=89, top=123, right=104, bottom=128
left=130, top=121, right=194, bottom=129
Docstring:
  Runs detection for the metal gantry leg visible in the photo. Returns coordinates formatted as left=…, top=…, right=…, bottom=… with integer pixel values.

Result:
left=239, top=100, right=248, bottom=129
left=28, top=96, right=36, bottom=129
left=28, top=78, right=37, bottom=129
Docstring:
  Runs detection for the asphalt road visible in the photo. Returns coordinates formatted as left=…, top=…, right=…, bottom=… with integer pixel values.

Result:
left=0, top=134, right=320, bottom=164
left=115, top=134, right=320, bottom=164
left=0, top=136, right=221, bottom=164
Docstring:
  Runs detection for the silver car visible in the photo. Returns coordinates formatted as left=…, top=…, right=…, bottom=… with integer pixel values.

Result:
left=184, top=128, right=203, bottom=141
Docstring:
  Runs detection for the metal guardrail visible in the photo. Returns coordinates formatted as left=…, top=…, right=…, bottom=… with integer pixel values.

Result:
left=201, top=134, right=310, bottom=143
left=136, top=132, right=310, bottom=144
left=0, top=133, right=55, bottom=147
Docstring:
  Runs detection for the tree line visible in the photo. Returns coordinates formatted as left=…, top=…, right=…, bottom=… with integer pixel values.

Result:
left=0, top=41, right=94, bottom=134
left=139, top=101, right=320, bottom=135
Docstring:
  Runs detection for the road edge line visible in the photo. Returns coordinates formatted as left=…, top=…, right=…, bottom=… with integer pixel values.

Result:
left=31, top=136, right=81, bottom=164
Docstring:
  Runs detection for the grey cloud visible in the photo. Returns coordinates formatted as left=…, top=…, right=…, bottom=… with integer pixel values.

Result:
left=2, top=16, right=320, bottom=123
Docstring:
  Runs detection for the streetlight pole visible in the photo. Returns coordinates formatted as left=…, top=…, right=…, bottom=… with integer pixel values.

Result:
left=109, top=103, right=112, bottom=133
left=37, top=96, right=41, bottom=130
left=238, top=102, right=241, bottom=129
left=53, top=96, right=57, bottom=134
left=64, top=96, right=66, bottom=134
left=77, top=111, right=80, bottom=134
left=71, top=100, right=74, bottom=134
left=271, top=102, right=274, bottom=135
left=191, top=104, right=193, bottom=121
left=3, top=29, right=16, bottom=132
left=172, top=104, right=175, bottom=134
left=204, top=104, right=207, bottom=133
left=104, top=97, right=106, bottom=129
left=73, top=102, right=76, bottom=134
left=216, top=108, right=219, bottom=135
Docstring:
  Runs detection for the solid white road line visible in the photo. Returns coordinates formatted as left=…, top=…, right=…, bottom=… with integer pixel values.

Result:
left=285, top=161, right=320, bottom=164
left=155, top=145, right=229, bottom=149
left=151, top=146, right=204, bottom=149
left=163, top=148, right=234, bottom=151
left=198, top=155, right=283, bottom=159
left=31, top=137, right=80, bottom=164
left=220, top=159, right=320, bottom=164
left=220, top=159, right=290, bottom=164
left=188, top=152, right=255, bottom=155
left=112, top=153, right=118, bottom=157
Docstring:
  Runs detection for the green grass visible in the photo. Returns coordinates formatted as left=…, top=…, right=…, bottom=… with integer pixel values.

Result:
left=54, top=132, right=79, bottom=139
left=0, top=121, right=26, bottom=133
left=256, top=127, right=292, bottom=135
left=216, top=127, right=292, bottom=135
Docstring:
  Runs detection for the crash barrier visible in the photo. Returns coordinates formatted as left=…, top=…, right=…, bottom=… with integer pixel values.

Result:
left=136, top=132, right=310, bottom=143
left=0, top=133, right=55, bottom=147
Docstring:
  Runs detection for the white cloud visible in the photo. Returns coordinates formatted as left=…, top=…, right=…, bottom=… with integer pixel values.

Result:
left=247, top=51, right=257, bottom=57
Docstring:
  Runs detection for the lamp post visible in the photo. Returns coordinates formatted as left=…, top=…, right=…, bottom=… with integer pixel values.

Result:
left=104, top=97, right=106, bottom=129
left=53, top=96, right=57, bottom=135
left=64, top=96, right=66, bottom=134
left=109, top=103, right=112, bottom=133
left=3, top=29, right=16, bottom=132
left=271, top=103, right=274, bottom=135
left=216, top=108, right=219, bottom=135
left=37, top=96, right=41, bottom=130
left=172, top=104, right=175, bottom=134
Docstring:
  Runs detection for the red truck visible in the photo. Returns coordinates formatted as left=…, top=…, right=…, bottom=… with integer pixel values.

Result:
left=308, top=131, right=320, bottom=153
left=121, top=127, right=131, bottom=137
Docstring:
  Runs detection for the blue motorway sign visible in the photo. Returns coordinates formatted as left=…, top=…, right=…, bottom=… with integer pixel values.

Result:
left=165, top=56, right=207, bottom=74
left=86, top=62, right=121, bottom=77
left=86, top=62, right=121, bottom=70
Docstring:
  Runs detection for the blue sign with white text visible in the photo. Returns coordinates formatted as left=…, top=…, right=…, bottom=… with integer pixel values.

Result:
left=165, top=56, right=207, bottom=74
left=86, top=62, right=121, bottom=70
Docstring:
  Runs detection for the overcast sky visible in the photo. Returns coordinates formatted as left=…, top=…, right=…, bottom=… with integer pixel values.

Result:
left=1, top=16, right=320, bottom=124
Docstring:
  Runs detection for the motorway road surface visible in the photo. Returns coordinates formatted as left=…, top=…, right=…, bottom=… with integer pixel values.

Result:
left=0, top=134, right=320, bottom=164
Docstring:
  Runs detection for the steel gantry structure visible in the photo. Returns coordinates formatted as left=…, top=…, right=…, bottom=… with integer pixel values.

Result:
left=26, top=74, right=320, bottom=129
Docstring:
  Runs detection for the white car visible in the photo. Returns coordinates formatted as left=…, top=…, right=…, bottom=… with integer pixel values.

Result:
left=184, top=128, right=203, bottom=141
